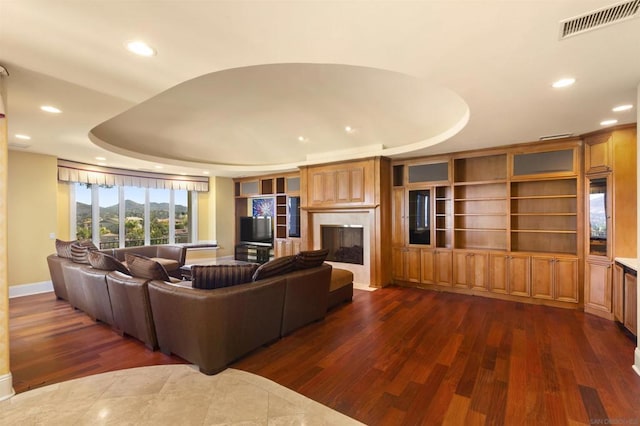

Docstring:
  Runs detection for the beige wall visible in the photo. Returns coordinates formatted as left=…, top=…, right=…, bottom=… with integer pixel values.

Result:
left=214, top=176, right=234, bottom=257
left=7, top=151, right=57, bottom=286
left=196, top=176, right=234, bottom=257
left=1, top=84, right=13, bottom=398
left=57, top=182, right=71, bottom=241
left=8, top=154, right=230, bottom=286
left=197, top=189, right=212, bottom=243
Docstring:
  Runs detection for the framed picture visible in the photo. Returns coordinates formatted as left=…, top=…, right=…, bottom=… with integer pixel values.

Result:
left=252, top=197, right=274, bottom=217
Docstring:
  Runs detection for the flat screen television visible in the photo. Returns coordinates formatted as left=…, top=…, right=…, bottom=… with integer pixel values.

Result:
left=239, top=216, right=273, bottom=245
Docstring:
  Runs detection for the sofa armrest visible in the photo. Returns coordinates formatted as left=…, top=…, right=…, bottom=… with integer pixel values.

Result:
left=280, top=263, right=332, bottom=336
left=47, top=254, right=70, bottom=301
left=79, top=266, right=115, bottom=325
left=106, top=271, right=158, bottom=350
left=156, top=245, right=187, bottom=266
left=148, top=277, right=286, bottom=374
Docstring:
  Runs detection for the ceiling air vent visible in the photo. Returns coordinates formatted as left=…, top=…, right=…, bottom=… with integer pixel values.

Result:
left=560, top=0, right=640, bottom=39
left=539, top=133, right=574, bottom=141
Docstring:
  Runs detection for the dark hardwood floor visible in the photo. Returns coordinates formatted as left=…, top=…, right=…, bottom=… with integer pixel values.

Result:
left=8, top=292, right=185, bottom=393
left=9, top=287, right=640, bottom=425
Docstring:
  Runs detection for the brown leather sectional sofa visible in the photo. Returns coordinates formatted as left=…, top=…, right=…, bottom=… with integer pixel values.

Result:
left=148, top=263, right=333, bottom=374
left=47, top=244, right=186, bottom=302
left=46, top=246, right=338, bottom=375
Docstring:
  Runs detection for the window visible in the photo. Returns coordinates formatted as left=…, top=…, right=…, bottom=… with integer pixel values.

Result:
left=175, top=190, right=190, bottom=244
left=72, top=184, right=195, bottom=248
left=124, top=187, right=145, bottom=247
left=99, top=186, right=119, bottom=249
left=75, top=183, right=93, bottom=240
left=149, top=188, right=170, bottom=245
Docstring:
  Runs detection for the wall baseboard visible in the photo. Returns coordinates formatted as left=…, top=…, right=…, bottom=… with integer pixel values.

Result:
left=0, top=373, right=15, bottom=401
left=9, top=281, right=53, bottom=298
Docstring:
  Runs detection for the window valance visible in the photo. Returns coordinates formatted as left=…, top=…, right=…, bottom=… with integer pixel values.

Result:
left=57, top=160, right=209, bottom=192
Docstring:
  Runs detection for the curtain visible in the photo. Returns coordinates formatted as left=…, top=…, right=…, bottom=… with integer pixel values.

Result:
left=57, top=159, right=209, bottom=192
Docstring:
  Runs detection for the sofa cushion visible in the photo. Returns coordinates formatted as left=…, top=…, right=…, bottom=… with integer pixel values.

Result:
left=88, top=251, right=130, bottom=274
left=192, top=264, right=259, bottom=289
left=252, top=256, right=296, bottom=281
left=55, top=239, right=77, bottom=259
left=125, top=253, right=171, bottom=281
left=150, top=257, right=180, bottom=273
left=330, top=268, right=354, bottom=292
left=70, top=240, right=99, bottom=264
left=294, top=249, right=329, bottom=270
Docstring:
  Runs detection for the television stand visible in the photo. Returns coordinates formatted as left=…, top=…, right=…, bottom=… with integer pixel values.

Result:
left=235, top=243, right=274, bottom=264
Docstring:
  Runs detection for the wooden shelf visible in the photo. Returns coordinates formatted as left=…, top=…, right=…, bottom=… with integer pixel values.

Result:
left=454, top=197, right=507, bottom=202
left=455, top=228, right=507, bottom=232
left=455, top=213, right=507, bottom=216
left=511, top=212, right=576, bottom=216
left=511, top=195, right=576, bottom=200
left=511, top=229, right=576, bottom=234
left=454, top=180, right=508, bottom=186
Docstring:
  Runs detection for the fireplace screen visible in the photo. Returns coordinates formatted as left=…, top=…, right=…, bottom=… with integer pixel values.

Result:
left=321, top=225, right=364, bottom=265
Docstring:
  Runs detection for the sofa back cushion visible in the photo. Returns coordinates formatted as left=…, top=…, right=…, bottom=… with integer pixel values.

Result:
left=70, top=240, right=99, bottom=264
left=252, top=256, right=296, bottom=281
left=294, top=249, right=329, bottom=269
left=88, top=251, right=130, bottom=274
left=125, top=253, right=171, bottom=281
left=55, top=239, right=77, bottom=259
left=192, top=264, right=259, bottom=289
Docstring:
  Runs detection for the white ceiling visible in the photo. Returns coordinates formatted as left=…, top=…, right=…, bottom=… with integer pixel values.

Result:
left=1, top=1, right=639, bottom=178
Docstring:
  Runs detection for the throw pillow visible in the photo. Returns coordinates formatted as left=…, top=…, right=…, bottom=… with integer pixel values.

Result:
left=55, top=239, right=77, bottom=259
left=192, top=264, right=259, bottom=290
left=125, top=253, right=171, bottom=281
left=294, top=249, right=329, bottom=269
left=252, top=256, right=296, bottom=281
left=88, top=251, right=130, bottom=274
left=70, top=240, right=99, bottom=264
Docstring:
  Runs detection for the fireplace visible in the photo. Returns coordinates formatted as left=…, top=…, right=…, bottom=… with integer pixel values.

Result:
left=321, top=225, right=364, bottom=265
left=311, top=211, right=371, bottom=285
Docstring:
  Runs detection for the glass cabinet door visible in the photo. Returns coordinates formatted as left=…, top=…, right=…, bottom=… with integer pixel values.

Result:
left=587, top=175, right=610, bottom=258
left=408, top=189, right=431, bottom=245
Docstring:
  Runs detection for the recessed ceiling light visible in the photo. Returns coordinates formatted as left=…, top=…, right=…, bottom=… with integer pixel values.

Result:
left=202, top=171, right=210, bottom=175
left=345, top=125, right=355, bottom=133
left=95, top=156, right=106, bottom=161
left=612, top=104, right=633, bottom=112
left=97, top=162, right=107, bottom=166
left=298, top=136, right=308, bottom=143
left=179, top=173, right=187, bottom=176
left=40, top=105, right=62, bottom=113
left=552, top=78, right=576, bottom=88
left=600, top=119, right=618, bottom=126
left=15, top=134, right=31, bottom=140
left=126, top=40, right=156, bottom=57
left=154, top=165, right=163, bottom=169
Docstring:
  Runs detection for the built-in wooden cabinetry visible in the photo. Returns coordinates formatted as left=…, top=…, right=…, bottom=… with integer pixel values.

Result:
left=613, top=260, right=637, bottom=336
left=233, top=173, right=302, bottom=260
left=300, top=157, right=392, bottom=287
left=306, top=159, right=372, bottom=207
left=392, top=139, right=583, bottom=308
left=583, top=125, right=637, bottom=319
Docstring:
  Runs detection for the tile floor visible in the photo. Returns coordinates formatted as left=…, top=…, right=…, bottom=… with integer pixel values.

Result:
left=0, top=365, right=363, bottom=425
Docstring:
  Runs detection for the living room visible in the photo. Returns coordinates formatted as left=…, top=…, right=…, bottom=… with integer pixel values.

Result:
left=1, top=1, right=640, bottom=424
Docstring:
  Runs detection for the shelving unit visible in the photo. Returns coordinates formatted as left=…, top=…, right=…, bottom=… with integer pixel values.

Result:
left=453, top=155, right=508, bottom=251
left=391, top=139, right=586, bottom=309
left=435, top=186, right=452, bottom=248
left=510, top=178, right=577, bottom=254
left=233, top=173, right=302, bottom=259
left=275, top=194, right=287, bottom=239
